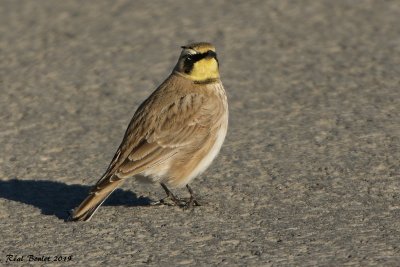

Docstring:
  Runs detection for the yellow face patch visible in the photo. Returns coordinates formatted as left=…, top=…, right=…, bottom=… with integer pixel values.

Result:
left=188, top=57, right=219, bottom=81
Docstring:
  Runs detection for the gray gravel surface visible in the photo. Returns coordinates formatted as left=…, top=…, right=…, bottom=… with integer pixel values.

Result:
left=1, top=1, right=399, bottom=266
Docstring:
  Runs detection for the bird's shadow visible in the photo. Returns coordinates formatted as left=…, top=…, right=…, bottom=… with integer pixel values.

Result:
left=0, top=179, right=152, bottom=221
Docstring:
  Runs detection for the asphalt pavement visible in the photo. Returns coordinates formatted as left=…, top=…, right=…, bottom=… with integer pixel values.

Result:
left=0, top=1, right=399, bottom=266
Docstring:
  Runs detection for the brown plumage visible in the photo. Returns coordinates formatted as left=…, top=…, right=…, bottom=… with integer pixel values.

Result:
left=70, top=42, right=228, bottom=221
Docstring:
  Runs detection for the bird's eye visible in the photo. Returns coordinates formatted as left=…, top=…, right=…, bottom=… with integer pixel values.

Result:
left=185, top=55, right=192, bottom=61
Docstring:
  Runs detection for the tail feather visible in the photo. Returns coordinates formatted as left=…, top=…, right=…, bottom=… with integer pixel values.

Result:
left=69, top=175, right=123, bottom=221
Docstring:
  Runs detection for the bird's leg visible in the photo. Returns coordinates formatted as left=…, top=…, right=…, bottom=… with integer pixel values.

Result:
left=152, top=183, right=201, bottom=208
left=184, top=184, right=201, bottom=209
left=153, top=182, right=183, bottom=206
left=161, top=183, right=181, bottom=204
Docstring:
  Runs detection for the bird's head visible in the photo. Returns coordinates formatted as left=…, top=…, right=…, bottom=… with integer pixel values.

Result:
left=174, top=42, right=220, bottom=83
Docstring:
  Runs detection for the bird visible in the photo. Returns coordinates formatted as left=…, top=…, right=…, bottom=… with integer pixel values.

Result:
left=69, top=42, right=228, bottom=221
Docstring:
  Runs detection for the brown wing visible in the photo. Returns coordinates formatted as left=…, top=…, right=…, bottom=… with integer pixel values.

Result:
left=115, top=93, right=212, bottom=178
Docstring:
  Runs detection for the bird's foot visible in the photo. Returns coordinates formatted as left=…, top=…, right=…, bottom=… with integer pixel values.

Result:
left=152, top=183, right=201, bottom=209
left=152, top=195, right=184, bottom=207
left=182, top=195, right=201, bottom=210
left=182, top=184, right=201, bottom=210
left=152, top=183, right=185, bottom=206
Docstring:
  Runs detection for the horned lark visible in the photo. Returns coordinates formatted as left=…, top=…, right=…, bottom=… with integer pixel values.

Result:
left=69, top=42, right=228, bottom=221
